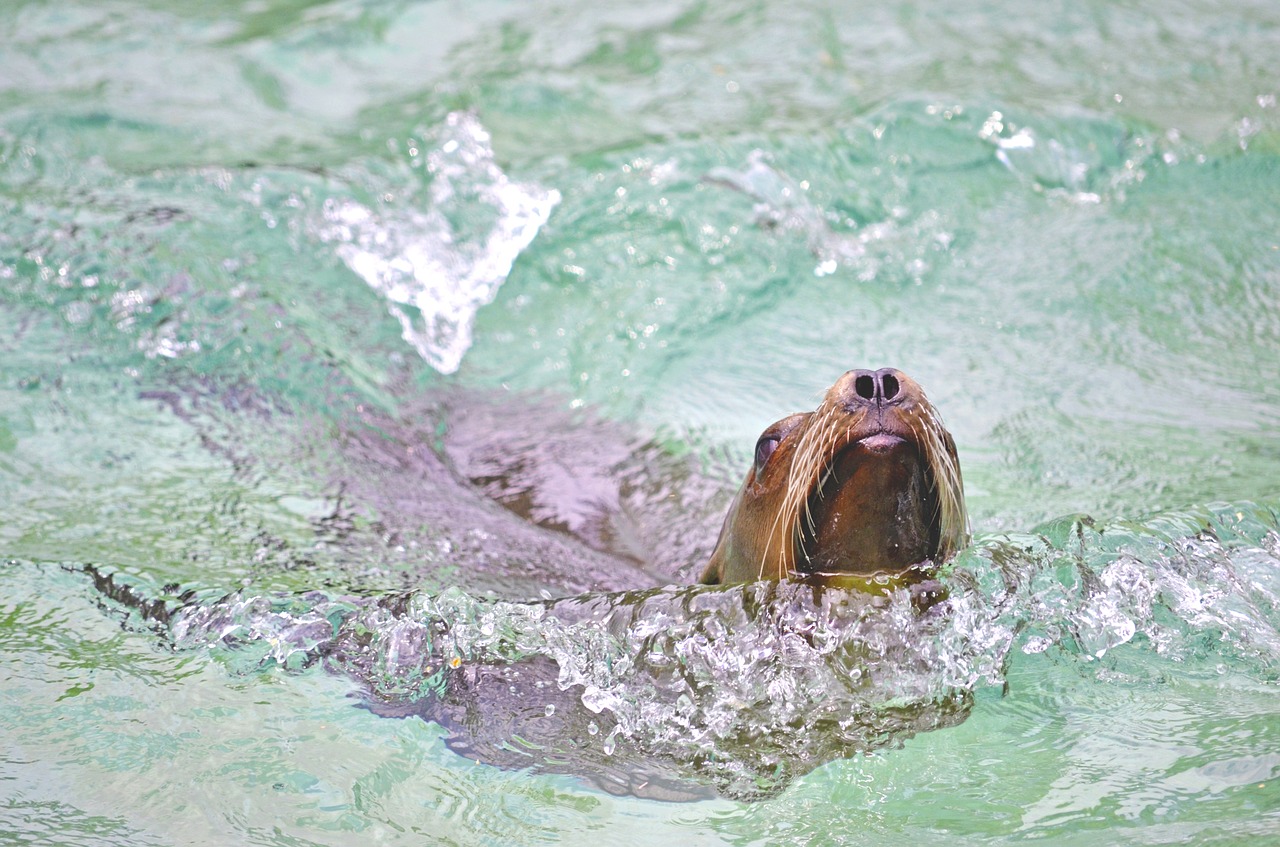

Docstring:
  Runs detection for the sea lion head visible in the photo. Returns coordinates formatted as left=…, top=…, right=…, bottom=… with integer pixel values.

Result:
left=699, top=368, right=967, bottom=587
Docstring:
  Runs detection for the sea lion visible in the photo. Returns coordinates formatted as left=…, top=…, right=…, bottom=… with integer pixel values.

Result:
left=699, top=368, right=967, bottom=586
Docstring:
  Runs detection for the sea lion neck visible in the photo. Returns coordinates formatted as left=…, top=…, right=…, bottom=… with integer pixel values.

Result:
left=798, top=437, right=936, bottom=576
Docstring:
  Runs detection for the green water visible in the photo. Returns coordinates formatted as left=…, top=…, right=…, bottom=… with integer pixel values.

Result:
left=3, top=0, right=1280, bottom=843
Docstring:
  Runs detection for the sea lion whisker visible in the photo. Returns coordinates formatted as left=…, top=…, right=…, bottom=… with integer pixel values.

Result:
left=762, top=492, right=792, bottom=579
left=788, top=425, right=820, bottom=570
left=915, top=410, right=967, bottom=556
left=809, top=464, right=838, bottom=530
left=791, top=414, right=836, bottom=569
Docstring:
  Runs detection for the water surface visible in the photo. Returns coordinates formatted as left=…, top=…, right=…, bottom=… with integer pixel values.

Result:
left=3, top=0, right=1280, bottom=843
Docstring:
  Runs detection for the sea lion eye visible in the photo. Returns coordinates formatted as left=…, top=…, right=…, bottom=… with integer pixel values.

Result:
left=754, top=435, right=780, bottom=470
left=751, top=413, right=808, bottom=475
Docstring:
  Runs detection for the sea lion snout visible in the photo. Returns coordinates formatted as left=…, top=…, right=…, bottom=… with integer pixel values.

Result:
left=836, top=368, right=914, bottom=415
left=848, top=368, right=904, bottom=406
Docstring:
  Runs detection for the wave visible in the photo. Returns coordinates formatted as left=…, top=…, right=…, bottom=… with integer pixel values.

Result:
left=146, top=499, right=1280, bottom=801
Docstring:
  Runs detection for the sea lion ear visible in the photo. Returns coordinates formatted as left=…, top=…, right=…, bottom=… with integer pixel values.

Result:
left=752, top=412, right=810, bottom=475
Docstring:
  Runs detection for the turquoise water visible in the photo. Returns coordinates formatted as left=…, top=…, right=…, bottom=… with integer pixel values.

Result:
left=3, top=0, right=1280, bottom=843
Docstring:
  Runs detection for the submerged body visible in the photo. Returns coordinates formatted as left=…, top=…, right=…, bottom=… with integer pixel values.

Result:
left=700, top=368, right=967, bottom=585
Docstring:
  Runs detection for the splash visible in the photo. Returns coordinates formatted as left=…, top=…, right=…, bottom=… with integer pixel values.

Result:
left=703, top=149, right=949, bottom=282
left=174, top=580, right=984, bottom=799
left=975, top=107, right=1184, bottom=203
left=1007, top=505, right=1280, bottom=671
left=167, top=501, right=1280, bottom=800
left=318, top=112, right=560, bottom=373
left=705, top=150, right=889, bottom=278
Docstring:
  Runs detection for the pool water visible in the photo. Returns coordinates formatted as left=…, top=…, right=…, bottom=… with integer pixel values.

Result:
left=3, top=0, right=1280, bottom=843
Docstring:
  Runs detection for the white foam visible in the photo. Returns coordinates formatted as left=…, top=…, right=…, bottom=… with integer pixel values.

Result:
left=321, top=112, right=560, bottom=373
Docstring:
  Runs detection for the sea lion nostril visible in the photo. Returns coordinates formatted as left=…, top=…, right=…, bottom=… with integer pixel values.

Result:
left=854, top=373, right=876, bottom=400
left=881, top=373, right=899, bottom=401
